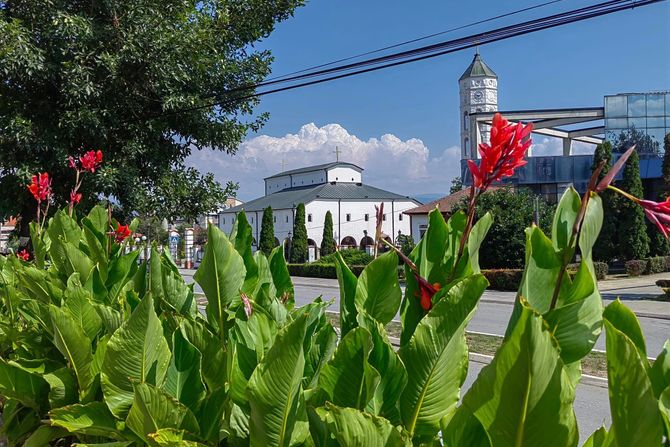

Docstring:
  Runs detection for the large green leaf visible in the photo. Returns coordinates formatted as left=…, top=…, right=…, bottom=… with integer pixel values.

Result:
left=0, top=358, right=49, bottom=409
left=355, top=251, right=401, bottom=326
left=581, top=427, right=610, bottom=447
left=334, top=251, right=358, bottom=337
left=465, top=211, right=493, bottom=274
left=49, top=402, right=125, bottom=439
left=578, top=194, right=603, bottom=257
left=101, top=294, right=171, bottom=418
left=29, top=221, right=47, bottom=269
left=358, top=313, right=407, bottom=425
left=193, top=225, right=246, bottom=336
left=399, top=208, right=456, bottom=345
left=446, top=301, right=579, bottom=447
left=147, top=428, right=208, bottom=446
left=43, top=367, right=78, bottom=408
left=650, top=340, right=670, bottom=398
left=303, top=321, right=338, bottom=390
left=399, top=275, right=486, bottom=440
left=179, top=318, right=227, bottom=392
left=163, top=329, right=206, bottom=412
left=106, top=250, right=140, bottom=303
left=317, top=327, right=380, bottom=411
left=126, top=382, right=200, bottom=444
left=552, top=187, right=581, bottom=255
left=23, top=425, right=69, bottom=447
left=230, top=211, right=260, bottom=294
left=603, top=300, right=662, bottom=446
left=660, top=385, right=670, bottom=437
left=197, top=387, right=227, bottom=443
left=316, top=404, right=410, bottom=447
left=49, top=305, right=94, bottom=399
left=268, top=245, right=294, bottom=307
left=63, top=282, right=103, bottom=340
left=247, top=312, right=308, bottom=447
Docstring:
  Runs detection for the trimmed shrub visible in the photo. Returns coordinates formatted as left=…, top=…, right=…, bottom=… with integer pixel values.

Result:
left=625, top=260, right=646, bottom=277
left=482, top=269, right=523, bottom=291
left=288, top=263, right=365, bottom=279
left=645, top=256, right=667, bottom=274
left=317, top=249, right=373, bottom=266
left=656, top=279, right=670, bottom=298
left=594, top=262, right=609, bottom=280
left=666, top=256, right=670, bottom=271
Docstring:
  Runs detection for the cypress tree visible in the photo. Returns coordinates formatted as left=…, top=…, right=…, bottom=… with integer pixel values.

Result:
left=259, top=206, right=276, bottom=256
left=618, top=150, right=650, bottom=260
left=591, top=142, right=617, bottom=262
left=320, top=211, right=336, bottom=257
left=290, top=203, right=308, bottom=263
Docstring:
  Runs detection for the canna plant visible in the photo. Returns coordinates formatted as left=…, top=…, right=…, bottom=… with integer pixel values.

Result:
left=0, top=117, right=668, bottom=446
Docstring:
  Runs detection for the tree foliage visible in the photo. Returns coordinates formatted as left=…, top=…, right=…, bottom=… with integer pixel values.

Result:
left=320, top=211, right=336, bottom=257
left=612, top=127, right=661, bottom=155
left=259, top=206, right=276, bottom=257
left=591, top=142, right=618, bottom=262
left=0, top=0, right=302, bottom=229
left=290, top=203, right=308, bottom=263
left=449, top=176, right=463, bottom=195
left=454, top=187, right=553, bottom=268
left=618, top=150, right=650, bottom=260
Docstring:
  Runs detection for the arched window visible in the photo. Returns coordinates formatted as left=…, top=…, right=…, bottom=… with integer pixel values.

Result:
left=464, top=138, right=471, bottom=156
left=464, top=112, right=469, bottom=130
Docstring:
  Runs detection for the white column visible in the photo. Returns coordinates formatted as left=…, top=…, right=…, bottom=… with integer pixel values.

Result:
left=185, top=228, right=194, bottom=269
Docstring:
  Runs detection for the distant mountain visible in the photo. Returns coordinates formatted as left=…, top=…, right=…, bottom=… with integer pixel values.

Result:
left=412, top=193, right=444, bottom=205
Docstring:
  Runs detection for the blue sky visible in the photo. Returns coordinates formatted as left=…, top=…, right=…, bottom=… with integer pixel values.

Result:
left=189, top=0, right=670, bottom=201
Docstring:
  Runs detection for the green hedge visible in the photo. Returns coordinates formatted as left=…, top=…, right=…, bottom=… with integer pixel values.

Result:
left=316, top=249, right=373, bottom=266
left=482, top=269, right=523, bottom=291
left=625, top=256, right=669, bottom=276
left=288, top=263, right=365, bottom=279
left=567, top=261, right=609, bottom=280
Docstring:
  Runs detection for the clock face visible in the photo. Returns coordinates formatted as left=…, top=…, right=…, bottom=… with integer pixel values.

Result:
left=473, top=91, right=483, bottom=101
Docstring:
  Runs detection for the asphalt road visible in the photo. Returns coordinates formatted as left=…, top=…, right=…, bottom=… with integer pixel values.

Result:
left=181, top=270, right=623, bottom=441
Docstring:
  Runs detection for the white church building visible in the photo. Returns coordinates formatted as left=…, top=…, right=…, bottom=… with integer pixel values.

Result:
left=218, top=162, right=419, bottom=261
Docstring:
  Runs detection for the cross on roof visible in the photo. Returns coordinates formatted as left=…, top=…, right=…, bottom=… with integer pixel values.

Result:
left=333, top=146, right=342, bottom=162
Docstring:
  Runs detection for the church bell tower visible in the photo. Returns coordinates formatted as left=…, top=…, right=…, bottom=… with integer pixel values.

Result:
left=459, top=52, right=498, bottom=160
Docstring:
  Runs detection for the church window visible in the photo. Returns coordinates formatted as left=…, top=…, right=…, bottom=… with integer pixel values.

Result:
left=286, top=216, right=289, bottom=223
left=251, top=217, right=254, bottom=224
left=222, top=218, right=225, bottom=224
left=232, top=217, right=235, bottom=224
left=273, top=216, right=276, bottom=223
left=364, top=213, right=369, bottom=222
left=464, top=112, right=469, bottom=130
left=308, top=214, right=312, bottom=222
left=465, top=138, right=471, bottom=156
left=399, top=214, right=403, bottom=221
left=346, top=214, right=351, bottom=222
left=382, top=214, right=386, bottom=221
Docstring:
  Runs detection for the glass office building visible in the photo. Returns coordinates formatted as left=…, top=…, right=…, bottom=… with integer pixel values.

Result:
left=604, top=92, right=670, bottom=152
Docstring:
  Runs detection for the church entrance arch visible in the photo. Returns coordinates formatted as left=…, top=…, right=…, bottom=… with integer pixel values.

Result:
left=307, top=239, right=318, bottom=262
left=359, top=236, right=374, bottom=255
left=340, top=236, right=356, bottom=250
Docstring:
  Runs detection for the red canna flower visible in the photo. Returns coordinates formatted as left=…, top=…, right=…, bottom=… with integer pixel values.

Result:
left=467, top=113, right=533, bottom=190
left=70, top=191, right=83, bottom=205
left=414, top=274, right=441, bottom=311
left=16, top=249, right=30, bottom=261
left=638, top=198, right=670, bottom=239
left=80, top=150, right=103, bottom=173
left=114, top=223, right=132, bottom=243
left=27, top=172, right=52, bottom=202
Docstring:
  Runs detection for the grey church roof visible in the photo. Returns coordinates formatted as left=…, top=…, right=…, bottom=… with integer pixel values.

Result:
left=459, top=53, right=497, bottom=81
left=224, top=182, right=417, bottom=213
left=264, top=162, right=363, bottom=180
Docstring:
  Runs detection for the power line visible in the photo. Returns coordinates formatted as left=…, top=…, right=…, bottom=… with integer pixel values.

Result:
left=262, top=0, right=569, bottom=83
left=150, top=0, right=663, bottom=120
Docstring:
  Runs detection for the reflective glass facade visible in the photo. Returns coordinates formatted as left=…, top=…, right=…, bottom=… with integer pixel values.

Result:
left=605, top=92, right=670, bottom=152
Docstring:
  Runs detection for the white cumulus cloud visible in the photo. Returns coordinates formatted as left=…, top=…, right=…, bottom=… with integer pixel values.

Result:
left=187, top=123, right=461, bottom=201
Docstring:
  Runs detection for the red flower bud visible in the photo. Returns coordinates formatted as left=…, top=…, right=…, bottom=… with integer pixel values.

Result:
left=80, top=150, right=103, bottom=173
left=27, top=172, right=52, bottom=202
left=17, top=249, right=30, bottom=261
left=113, top=223, right=132, bottom=243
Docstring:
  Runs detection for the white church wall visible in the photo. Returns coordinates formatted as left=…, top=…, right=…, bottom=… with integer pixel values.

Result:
left=265, top=175, right=291, bottom=195
left=409, top=214, right=429, bottom=244
left=305, top=199, right=415, bottom=250
left=326, top=167, right=361, bottom=183
left=292, top=170, right=327, bottom=188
